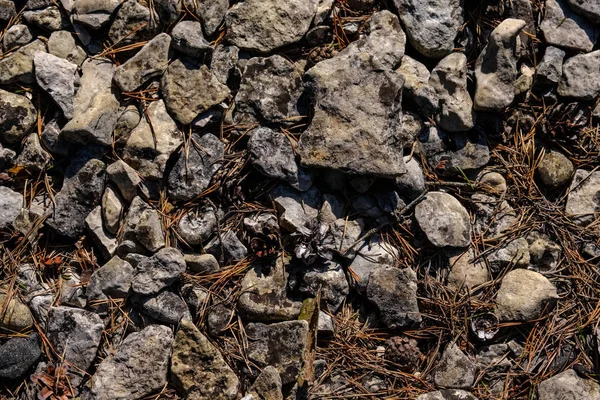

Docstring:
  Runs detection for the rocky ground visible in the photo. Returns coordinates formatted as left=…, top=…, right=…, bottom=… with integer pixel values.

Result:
left=0, top=0, right=600, bottom=399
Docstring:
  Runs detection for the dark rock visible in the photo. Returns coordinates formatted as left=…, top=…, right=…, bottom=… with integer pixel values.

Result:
left=205, top=231, right=248, bottom=263
left=86, top=256, right=134, bottom=302
left=299, top=261, right=349, bottom=313
left=0, top=334, right=41, bottom=380
left=133, top=290, right=189, bottom=324
left=131, top=247, right=186, bottom=295
left=0, top=39, right=46, bottom=85
left=171, top=20, right=212, bottom=57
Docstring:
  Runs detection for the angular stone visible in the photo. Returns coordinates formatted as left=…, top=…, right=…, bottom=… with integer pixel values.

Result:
left=23, top=6, right=64, bottom=31
left=133, top=290, right=189, bottom=324
left=0, top=89, right=37, bottom=144
left=183, top=0, right=228, bottom=36
left=106, top=160, right=141, bottom=202
left=393, top=0, right=463, bottom=59
left=536, top=47, right=565, bottom=86
left=185, top=253, right=219, bottom=274
left=396, top=156, right=426, bottom=200
left=34, top=52, right=77, bottom=119
left=210, top=44, right=240, bottom=85
left=3, top=24, right=33, bottom=49
left=171, top=20, right=212, bottom=57
left=170, top=319, right=239, bottom=400
left=566, top=169, right=600, bottom=226
left=415, top=192, right=471, bottom=248
left=0, top=334, right=41, bottom=381
left=471, top=193, right=517, bottom=239
left=115, top=105, right=141, bottom=141
left=131, top=247, right=186, bottom=295
left=558, top=51, right=600, bottom=100
left=348, top=236, right=398, bottom=292
left=86, top=206, right=118, bottom=259
left=114, top=33, right=171, bottom=92
left=15, top=132, right=50, bottom=172
left=537, top=149, right=574, bottom=189
left=225, top=0, right=318, bottom=53
left=205, top=231, right=248, bottom=263
left=568, top=0, right=600, bottom=23
left=0, top=0, right=16, bottom=20
left=538, top=369, right=600, bottom=400
left=122, top=197, right=165, bottom=252
left=487, top=238, right=530, bottom=272
left=82, top=325, right=174, bottom=400
left=177, top=208, right=217, bottom=245
left=434, top=343, right=477, bottom=389
left=0, top=186, right=23, bottom=230
left=108, top=0, right=157, bottom=46
left=446, top=248, right=489, bottom=292
left=72, top=0, right=123, bottom=29
left=161, top=59, right=230, bottom=125
left=248, top=366, right=283, bottom=400
left=0, top=39, right=46, bottom=85
left=397, top=55, right=438, bottom=114
left=87, top=256, right=134, bottom=302
left=270, top=184, right=321, bottom=233
left=102, top=185, right=124, bottom=235
left=47, top=31, right=86, bottom=66
left=541, top=0, right=596, bottom=52
left=299, top=260, right=349, bottom=313
left=495, top=269, right=559, bottom=321
left=474, top=19, right=526, bottom=111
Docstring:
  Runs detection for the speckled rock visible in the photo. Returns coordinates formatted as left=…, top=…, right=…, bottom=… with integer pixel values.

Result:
left=415, top=192, right=471, bottom=248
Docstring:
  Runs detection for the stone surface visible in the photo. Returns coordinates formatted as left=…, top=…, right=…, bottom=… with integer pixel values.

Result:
left=34, top=52, right=77, bottom=119
left=161, top=59, right=230, bottom=125
left=0, top=39, right=46, bottom=85
left=367, top=266, right=421, bottom=328
left=171, top=20, right=212, bottom=57
left=270, top=184, right=321, bottom=233
left=495, top=269, right=559, bottom=321
left=568, top=0, right=600, bottom=23
left=434, top=343, right=477, bottom=389
left=248, top=366, right=283, bottom=400
left=447, top=248, right=490, bottom=292
left=0, top=88, right=37, bottom=144
left=471, top=193, right=517, bottom=239
left=474, top=19, right=526, bottom=111
left=16, top=132, right=51, bottom=172
left=131, top=247, right=185, bottom=295
left=536, top=47, right=565, bottom=86
left=183, top=0, right=228, bottom=36
left=108, top=0, right=157, bottom=46
left=566, top=169, right=600, bottom=226
left=170, top=319, right=239, bottom=400
left=0, top=290, right=34, bottom=331
left=397, top=55, right=438, bottom=114
left=177, top=208, right=217, bottom=245
left=82, top=325, right=173, bottom=400
left=0, top=0, right=16, bottom=20
left=106, top=160, right=140, bottom=203
left=393, top=0, right=463, bottom=58
left=0, top=186, right=23, bottom=230
left=48, top=31, right=86, bottom=66
left=537, top=150, right=574, bottom=189
left=133, top=290, right=189, bottom=324
left=86, top=206, right=118, bottom=259
left=0, top=334, right=41, bottom=380
left=205, top=231, right=248, bottom=263
left=348, top=236, right=398, bottom=292
left=541, top=0, right=596, bottom=52
left=417, top=390, right=479, bottom=400
left=537, top=369, right=600, bottom=400
left=415, top=192, right=471, bottom=248
left=3, top=24, right=33, bottom=49
left=299, top=261, right=349, bottom=313
left=102, top=185, right=124, bottom=235
left=185, top=253, right=220, bottom=274
left=86, top=256, right=134, bottom=302
left=23, top=6, right=64, bottom=31
left=72, top=0, right=123, bottom=29
left=558, top=51, right=600, bottom=100
left=225, top=0, right=319, bottom=53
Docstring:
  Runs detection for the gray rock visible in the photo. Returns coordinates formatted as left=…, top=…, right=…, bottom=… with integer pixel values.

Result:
left=23, top=6, right=65, bottom=31
left=367, top=266, right=421, bottom=328
left=114, top=33, right=171, bottom=92
left=210, top=44, right=240, bottom=85
left=248, top=127, right=310, bottom=191
left=0, top=89, right=37, bottom=144
left=131, top=247, right=186, bottom=295
left=430, top=52, right=474, bottom=132
left=537, top=150, right=574, bottom=189
left=87, top=256, right=134, bottom=302
left=248, top=366, right=283, bottom=400
left=558, top=51, right=600, bottom=100
left=167, top=133, right=224, bottom=201
left=314, top=0, right=334, bottom=25
left=447, top=247, right=489, bottom=292
left=527, top=232, right=561, bottom=272
left=86, top=206, right=118, bottom=259
left=246, top=320, right=309, bottom=385
left=536, top=47, right=565, bottom=86
left=270, top=184, right=321, bottom=232
left=0, top=39, right=46, bottom=85
left=566, top=169, right=600, bottom=226
left=26, top=0, right=55, bottom=10
left=108, top=0, right=157, bottom=46
left=299, top=261, right=349, bottom=313
left=106, top=160, right=141, bottom=202
left=3, top=24, right=33, bottom=49
left=471, top=193, right=517, bottom=239
left=0, top=0, right=16, bottom=21
left=0, top=290, right=34, bottom=331
left=419, top=126, right=490, bottom=176
left=474, top=19, right=526, bottom=111
left=477, top=171, right=507, bottom=196
left=487, top=238, right=530, bottom=272
left=170, top=319, right=239, bottom=400
left=415, top=192, right=471, bottom=248
left=82, top=325, right=174, bottom=400
left=72, top=0, right=123, bottom=29
left=0, top=186, right=23, bottom=230
left=537, top=369, right=600, bottom=400
left=185, top=253, right=219, bottom=274
left=48, top=30, right=87, bottom=66
left=133, top=290, right=189, bottom=324
left=348, top=237, right=399, bottom=292
left=171, top=20, right=212, bottom=57
left=46, top=306, right=103, bottom=385
left=225, top=0, right=318, bottom=53
left=102, top=185, right=123, bottom=234
left=34, top=52, right=78, bottom=119
left=396, top=156, right=426, bottom=200
left=495, top=269, right=559, bottom=321
left=541, top=0, right=596, bottom=52
left=0, top=334, right=41, bottom=380
left=434, top=343, right=477, bottom=389
left=177, top=208, right=217, bottom=245
left=568, top=0, right=600, bottom=23
left=114, top=105, right=141, bottom=141
left=182, top=0, right=228, bottom=36
left=15, top=133, right=49, bottom=172
left=393, top=0, right=463, bottom=59
left=397, top=55, right=438, bottom=114
left=205, top=230, right=248, bottom=263
left=181, top=284, right=209, bottom=318
left=297, top=52, right=406, bottom=177
left=417, top=390, right=479, bottom=400
left=122, top=197, right=165, bottom=252
left=59, top=272, right=87, bottom=308
left=206, top=304, right=232, bottom=336
left=317, top=311, right=335, bottom=337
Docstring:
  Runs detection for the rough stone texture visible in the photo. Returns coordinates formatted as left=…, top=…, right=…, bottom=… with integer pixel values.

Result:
left=171, top=20, right=212, bottom=57
left=367, top=266, right=421, bottom=328
left=106, top=160, right=141, bottom=202
left=447, top=248, right=490, bottom=292
left=393, top=0, right=463, bottom=59
left=72, top=0, right=123, bottom=29
left=16, top=132, right=51, bottom=172
left=566, top=169, right=600, bottom=226
left=34, top=52, right=77, bottom=119
left=397, top=55, right=438, bottom=114
left=177, top=208, right=217, bottom=245
left=297, top=52, right=406, bottom=177
left=185, top=253, right=220, bottom=274
left=102, top=185, right=124, bottom=234
left=536, top=47, right=565, bottom=86
left=161, top=59, right=230, bottom=125
left=415, top=192, right=471, bottom=248
left=0, top=334, right=41, bottom=380
left=495, top=269, right=559, bottom=321
left=299, top=261, right=349, bottom=313
left=0, top=88, right=37, bottom=144
left=131, top=247, right=185, bottom=295
left=248, top=366, right=283, bottom=400
left=133, top=290, right=189, bottom=324
left=82, top=325, right=173, bottom=400
left=417, top=390, right=479, bottom=400
left=537, top=150, right=574, bottom=189
left=48, top=31, right=87, bottom=66
left=434, top=343, right=477, bottom=389
left=87, top=256, right=134, bottom=302
left=541, top=0, right=596, bottom=52
left=270, top=184, right=321, bottom=233
left=170, top=319, right=239, bottom=400
left=23, top=6, right=65, bottom=31
left=86, top=206, right=118, bottom=259
left=225, top=0, right=318, bottom=53
left=474, top=19, right=526, bottom=111
left=205, top=231, right=248, bottom=263
left=537, top=369, right=600, bottom=400
left=0, top=0, right=16, bottom=21
left=3, top=24, right=33, bottom=49
left=108, top=0, right=157, bottom=46
left=114, top=33, right=171, bottom=92
left=567, top=0, right=600, bottom=23
left=183, top=0, right=228, bottom=36
left=0, top=290, right=34, bottom=331
left=348, top=236, right=398, bottom=292
left=167, top=133, right=224, bottom=201
left=245, top=320, right=309, bottom=385
left=0, top=186, right=23, bottom=230
left=0, top=39, right=46, bottom=85
left=472, top=193, right=517, bottom=239
left=558, top=51, right=600, bottom=100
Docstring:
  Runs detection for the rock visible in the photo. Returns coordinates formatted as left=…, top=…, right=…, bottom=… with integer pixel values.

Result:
left=16, top=132, right=51, bottom=172
left=3, top=24, right=33, bottom=49
left=317, top=311, right=335, bottom=336
left=270, top=184, right=321, bottom=233
left=122, top=197, right=165, bottom=252
left=0, top=334, right=41, bottom=380
left=86, top=206, right=118, bottom=259
left=46, top=306, right=103, bottom=384
left=167, top=133, right=224, bottom=201
left=417, top=390, right=479, bottom=400
left=419, top=126, right=490, bottom=176
left=0, top=89, right=37, bottom=144
left=566, top=169, right=600, bottom=226
left=108, top=0, right=157, bottom=46
left=48, top=30, right=87, bottom=66
left=299, top=261, right=349, bottom=313
left=185, top=253, right=220, bottom=274
left=171, top=20, right=212, bottom=57
left=397, top=55, right=438, bottom=114
left=0, top=290, right=34, bottom=331
left=235, top=55, right=303, bottom=124
left=527, top=232, right=561, bottom=272
left=154, top=0, right=180, bottom=24
left=59, top=271, right=87, bottom=308
left=245, top=320, right=309, bottom=385
left=205, top=231, right=248, bottom=263
left=181, top=284, right=209, bottom=318
left=225, top=0, right=318, bottom=53
left=558, top=51, right=600, bottom=100
left=248, top=366, right=283, bottom=400
left=206, top=304, right=232, bottom=336
left=434, top=343, right=477, bottom=389
left=82, top=325, right=174, bottom=400
left=86, top=256, right=134, bottom=302
left=0, top=186, right=23, bottom=230
left=474, top=19, right=525, bottom=111
left=114, top=33, right=171, bottom=92
left=447, top=247, right=490, bottom=292
left=115, top=105, right=141, bottom=140
left=33, top=52, right=77, bottom=119
left=348, top=236, right=398, bottom=292
left=415, top=192, right=471, bottom=248
left=537, top=149, right=574, bottom=189
left=471, top=193, right=517, bottom=239
left=367, top=266, right=421, bottom=328
left=477, top=171, right=507, bottom=196
left=537, top=369, right=600, bottom=400
left=131, top=247, right=186, bottom=295
left=0, top=39, right=46, bottom=85
left=393, top=0, right=463, bottom=59
left=238, top=257, right=302, bottom=322
left=396, top=156, right=426, bottom=199
left=487, top=238, right=530, bottom=272
left=177, top=208, right=217, bottom=245
left=495, top=269, right=559, bottom=321
left=541, top=0, right=596, bottom=52
left=40, top=119, right=69, bottom=157
left=297, top=52, right=406, bottom=177
left=106, top=160, right=141, bottom=202
left=72, top=0, right=123, bottom=29
left=0, top=0, right=16, bottom=21
left=23, top=6, right=64, bottom=31
left=122, top=99, right=183, bottom=180
left=568, top=0, right=600, bottom=23
left=211, top=44, right=240, bottom=85
left=182, top=0, right=227, bottom=36
left=170, top=319, right=239, bottom=400
left=536, top=47, right=565, bottom=86
left=430, top=52, right=475, bottom=132
left=133, top=290, right=189, bottom=324
left=102, top=185, right=124, bottom=235
left=61, top=58, right=120, bottom=146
